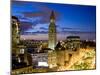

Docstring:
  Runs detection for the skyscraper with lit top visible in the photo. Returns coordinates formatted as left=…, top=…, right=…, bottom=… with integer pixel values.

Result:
left=48, top=11, right=57, bottom=50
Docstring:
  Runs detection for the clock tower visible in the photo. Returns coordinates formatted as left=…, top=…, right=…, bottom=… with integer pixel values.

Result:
left=48, top=11, right=57, bottom=50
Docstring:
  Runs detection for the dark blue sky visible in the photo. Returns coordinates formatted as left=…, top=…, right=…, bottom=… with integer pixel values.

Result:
left=12, top=1, right=96, bottom=40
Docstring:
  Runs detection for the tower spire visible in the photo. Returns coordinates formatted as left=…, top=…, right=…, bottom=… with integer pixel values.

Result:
left=50, top=11, right=55, bottom=23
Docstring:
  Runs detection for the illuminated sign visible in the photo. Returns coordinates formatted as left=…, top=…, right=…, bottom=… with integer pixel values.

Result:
left=38, top=62, right=48, bottom=67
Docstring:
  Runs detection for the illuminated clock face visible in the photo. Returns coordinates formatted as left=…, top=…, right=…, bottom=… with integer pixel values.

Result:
left=51, top=19, right=54, bottom=22
left=50, top=29, right=53, bottom=33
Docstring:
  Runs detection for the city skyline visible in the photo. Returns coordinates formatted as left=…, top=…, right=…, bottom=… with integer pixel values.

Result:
left=12, top=1, right=96, bottom=40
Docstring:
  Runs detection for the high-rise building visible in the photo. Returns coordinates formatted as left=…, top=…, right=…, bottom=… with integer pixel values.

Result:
left=12, top=16, right=20, bottom=45
left=12, top=16, right=29, bottom=68
left=12, top=16, right=21, bottom=55
left=48, top=11, right=57, bottom=50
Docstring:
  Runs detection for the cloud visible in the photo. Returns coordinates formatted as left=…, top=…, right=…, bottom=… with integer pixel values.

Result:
left=22, top=30, right=48, bottom=35
left=61, top=27, right=76, bottom=30
left=20, top=21, right=33, bottom=33
left=40, top=27, right=48, bottom=30
left=35, top=31, right=48, bottom=34
left=61, top=30, right=95, bottom=34
left=23, top=12, right=45, bottom=18
left=56, top=25, right=80, bottom=33
left=22, top=11, right=49, bottom=25
left=23, top=11, right=60, bottom=21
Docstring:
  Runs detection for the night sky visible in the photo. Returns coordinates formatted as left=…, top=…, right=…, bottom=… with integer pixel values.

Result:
left=12, top=1, right=96, bottom=41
